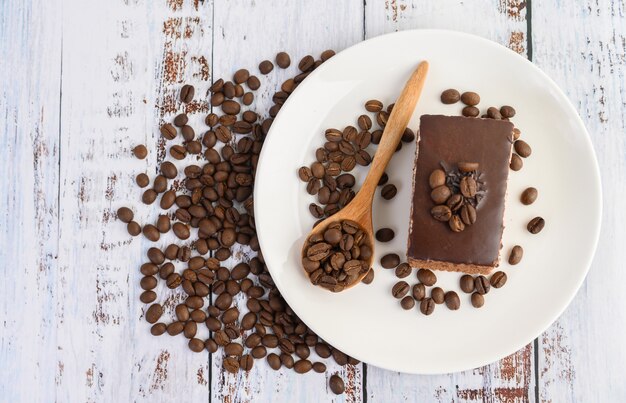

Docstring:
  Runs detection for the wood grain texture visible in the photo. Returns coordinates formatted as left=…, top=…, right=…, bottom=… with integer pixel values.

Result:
left=210, top=1, right=366, bottom=401
left=533, top=0, right=626, bottom=401
left=0, top=1, right=62, bottom=401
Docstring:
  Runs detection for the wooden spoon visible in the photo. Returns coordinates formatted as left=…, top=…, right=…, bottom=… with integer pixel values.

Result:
left=301, top=61, right=429, bottom=289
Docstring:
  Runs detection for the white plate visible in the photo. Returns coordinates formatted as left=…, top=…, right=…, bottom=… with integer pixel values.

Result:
left=254, top=30, right=602, bottom=374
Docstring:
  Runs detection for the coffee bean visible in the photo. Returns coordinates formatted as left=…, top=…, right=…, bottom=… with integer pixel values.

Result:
left=508, top=245, right=523, bottom=265
left=375, top=228, right=394, bottom=242
left=417, top=268, right=437, bottom=286
left=462, top=106, right=480, bottom=117
left=160, top=123, right=177, bottom=140
left=490, top=271, right=507, bottom=288
left=444, top=291, right=460, bottom=310
left=487, top=106, right=502, bottom=120
left=381, top=184, right=397, bottom=200
left=293, top=359, right=312, bottom=374
left=135, top=173, right=149, bottom=188
left=471, top=292, right=485, bottom=308
left=514, top=140, right=532, bottom=158
left=440, top=89, right=461, bottom=104
left=431, top=205, right=452, bottom=222
left=140, top=290, right=156, bottom=303
left=361, top=268, right=375, bottom=284
left=215, top=292, right=233, bottom=310
left=357, top=114, right=372, bottom=131
left=427, top=170, right=445, bottom=189
left=224, top=342, right=244, bottom=357
left=410, top=283, right=425, bottom=301
left=311, top=162, right=325, bottom=179
left=445, top=193, right=463, bottom=212
left=233, top=68, right=249, bottom=84
left=431, top=287, right=444, bottom=304
left=500, top=105, right=516, bottom=118
left=173, top=222, right=190, bottom=240
left=298, top=55, right=315, bottom=72
left=173, top=113, right=188, bottom=127
left=402, top=128, right=415, bottom=143
left=460, top=275, right=475, bottom=293
left=332, top=349, right=348, bottom=366
left=460, top=177, right=477, bottom=198
left=179, top=84, right=195, bottom=103
left=329, top=375, right=345, bottom=395
left=431, top=185, right=451, bottom=204
left=127, top=221, right=141, bottom=236
left=150, top=323, right=167, bottom=336
left=371, top=130, right=383, bottom=144
left=392, top=281, right=409, bottom=298
left=420, top=298, right=435, bottom=315
left=448, top=215, right=465, bottom=232
left=395, top=263, right=411, bottom=279
left=400, top=295, right=415, bottom=310
left=132, top=144, right=147, bottom=159
left=458, top=162, right=479, bottom=173
left=461, top=91, right=480, bottom=106
left=117, top=207, right=134, bottom=223
left=365, top=99, right=383, bottom=112
left=222, top=100, right=241, bottom=115
left=267, top=353, right=282, bottom=370
left=259, top=60, right=274, bottom=74
left=223, top=357, right=240, bottom=373
left=527, top=216, right=545, bottom=234
left=381, top=253, right=400, bottom=269
left=167, top=321, right=184, bottom=336
left=512, top=127, right=521, bottom=140
left=169, top=145, right=186, bottom=160
left=142, top=224, right=160, bottom=242
left=474, top=275, right=490, bottom=295
left=183, top=321, right=197, bottom=339
left=510, top=153, right=523, bottom=171
left=276, top=52, right=291, bottom=68
left=145, top=303, right=163, bottom=324
left=460, top=204, right=477, bottom=226
left=521, top=187, right=538, bottom=205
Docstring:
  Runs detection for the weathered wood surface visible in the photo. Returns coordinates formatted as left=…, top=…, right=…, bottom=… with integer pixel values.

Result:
left=1, top=0, right=625, bottom=402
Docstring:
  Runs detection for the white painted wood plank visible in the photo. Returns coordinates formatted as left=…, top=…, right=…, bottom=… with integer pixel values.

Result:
left=210, top=1, right=365, bottom=401
left=54, top=0, right=211, bottom=401
left=0, top=0, right=62, bottom=401
left=363, top=1, right=536, bottom=401
left=532, top=0, right=626, bottom=401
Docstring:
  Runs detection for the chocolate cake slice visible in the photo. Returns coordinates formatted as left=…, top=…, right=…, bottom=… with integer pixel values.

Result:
left=407, top=115, right=514, bottom=275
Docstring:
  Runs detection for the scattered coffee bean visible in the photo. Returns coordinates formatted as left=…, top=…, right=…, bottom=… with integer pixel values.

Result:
left=512, top=127, right=521, bottom=140
left=145, top=303, right=163, bottom=324
left=460, top=91, right=480, bottom=106
left=173, top=113, right=188, bottom=127
left=460, top=204, right=477, bottom=226
left=267, top=353, right=281, bottom=370
left=527, top=216, right=545, bottom=234
left=365, top=99, right=383, bottom=112
left=412, top=283, right=426, bottom=301
left=276, top=52, right=291, bottom=68
left=136, top=173, right=149, bottom=188
left=127, top=221, right=141, bottom=236
left=142, top=224, right=160, bottom=242
left=474, top=275, right=490, bottom=295
left=431, top=287, right=444, bottom=304
left=431, top=205, right=452, bottom=222
left=440, top=89, right=461, bottom=104
left=381, top=184, right=397, bottom=200
left=429, top=169, right=446, bottom=188
left=458, top=162, right=479, bottom=173
left=381, top=253, right=400, bottom=269
left=471, top=292, right=485, bottom=308
left=391, top=281, right=409, bottom=298
left=514, top=140, right=532, bottom=158
left=375, top=228, right=394, bottom=242
left=400, top=295, right=415, bottom=310
left=259, top=60, right=274, bottom=74
left=462, top=105, right=480, bottom=117
left=117, top=207, right=134, bottom=223
left=132, top=144, right=147, bottom=159
left=180, top=84, right=195, bottom=103
left=395, top=263, right=411, bottom=279
left=460, top=274, right=475, bottom=293
left=420, top=298, right=435, bottom=315
left=510, top=153, right=523, bottom=171
left=329, top=374, right=345, bottom=395
left=508, top=245, right=523, bottom=265
left=417, top=268, right=437, bottom=286
left=521, top=187, right=537, bottom=205
left=444, top=291, right=460, bottom=310
left=500, top=105, right=516, bottom=118
left=431, top=186, right=451, bottom=204
left=160, top=123, right=176, bottom=140
left=490, top=271, right=507, bottom=288
left=487, top=106, right=502, bottom=120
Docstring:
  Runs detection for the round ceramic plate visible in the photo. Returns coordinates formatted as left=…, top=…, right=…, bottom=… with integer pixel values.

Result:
left=254, top=30, right=601, bottom=374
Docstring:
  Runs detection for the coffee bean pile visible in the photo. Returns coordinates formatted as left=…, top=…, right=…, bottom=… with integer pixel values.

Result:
left=302, top=220, right=373, bottom=291
left=118, top=50, right=354, bottom=393
left=428, top=162, right=483, bottom=232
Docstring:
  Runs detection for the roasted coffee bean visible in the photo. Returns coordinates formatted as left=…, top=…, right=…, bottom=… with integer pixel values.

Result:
left=460, top=177, right=477, bottom=198
left=461, top=91, right=480, bottom=106
left=224, top=342, right=244, bottom=357
left=160, top=161, right=177, bottom=179
left=210, top=78, right=224, bottom=93
left=329, top=375, right=345, bottom=395
left=211, top=92, right=225, bottom=106
left=508, top=245, right=523, bottom=265
left=381, top=253, right=400, bottom=269
left=376, top=110, right=389, bottom=126
left=295, top=343, right=310, bottom=359
left=527, top=216, right=545, bottom=234
left=239, top=354, right=254, bottom=371
left=156, top=215, right=170, bottom=233
left=514, top=140, right=532, bottom=158
left=222, top=307, right=239, bottom=324
left=402, top=128, right=416, bottom=143
left=458, top=162, right=479, bottom=173
left=471, top=292, right=485, bottom=308
left=420, top=298, right=435, bottom=315
left=267, top=353, right=281, bottom=370
left=160, top=123, right=177, bottom=140
left=357, top=114, right=372, bottom=131
left=180, top=84, right=195, bottom=103
left=460, top=204, right=477, bottom=226
left=417, top=268, right=437, bottom=286
left=140, top=290, right=156, bottom=303
left=259, top=60, right=274, bottom=74
left=233, top=68, right=249, bottom=84
left=152, top=175, right=167, bottom=193
left=262, top=334, right=279, bottom=348
left=173, top=222, right=190, bottom=240
left=320, top=49, right=336, bottom=60
left=431, top=287, right=445, bottom=304
left=431, top=205, right=452, bottom=222
left=462, top=106, right=480, bottom=117
left=431, top=185, right=451, bottom=204
left=361, top=268, right=375, bottom=284
left=521, top=187, right=538, bottom=205
left=223, top=357, right=240, bottom=373
left=136, top=173, right=149, bottom=188
left=444, top=291, right=461, bottom=310
left=487, top=106, right=503, bottom=119
left=173, top=113, right=188, bottom=127
left=441, top=89, right=461, bottom=104
left=448, top=215, right=465, bottom=232
left=183, top=321, right=197, bottom=339
left=474, top=275, right=491, bottom=295
left=205, top=316, right=221, bottom=332
left=512, top=127, right=521, bottom=140
left=365, top=99, right=383, bottom=112
left=375, top=228, right=395, bottom=242
left=400, top=295, right=415, bottom=310
left=145, top=303, right=163, bottom=324
left=500, top=105, right=516, bottom=118
left=141, top=263, right=159, bottom=276
left=311, top=162, right=325, bottom=179
left=371, top=129, right=383, bottom=145
left=460, top=274, right=475, bottom=293
left=117, top=207, right=134, bottom=223
left=142, top=189, right=157, bottom=205
left=490, top=271, right=507, bottom=288
left=510, top=153, right=523, bottom=171
left=276, top=52, right=291, bottom=68
left=293, top=359, right=312, bottom=374
left=391, top=281, right=409, bottom=298
left=222, top=100, right=241, bottom=115
left=251, top=345, right=267, bottom=359
left=142, top=224, right=160, bottom=242
left=428, top=169, right=446, bottom=189
left=298, top=166, right=313, bottom=182
left=412, top=283, right=426, bottom=301
left=170, top=145, right=187, bottom=160
left=395, top=263, right=411, bottom=279
left=298, top=55, right=315, bottom=72
left=132, top=144, right=147, bottom=159
left=215, top=292, right=233, bottom=310
left=381, top=184, right=397, bottom=200
left=332, top=349, right=348, bottom=366
left=215, top=126, right=232, bottom=143
left=151, top=323, right=167, bottom=336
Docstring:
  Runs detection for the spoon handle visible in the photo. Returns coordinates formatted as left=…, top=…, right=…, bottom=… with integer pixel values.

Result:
left=358, top=61, right=429, bottom=202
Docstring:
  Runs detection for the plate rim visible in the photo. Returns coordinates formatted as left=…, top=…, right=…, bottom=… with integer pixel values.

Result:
left=254, top=28, right=603, bottom=374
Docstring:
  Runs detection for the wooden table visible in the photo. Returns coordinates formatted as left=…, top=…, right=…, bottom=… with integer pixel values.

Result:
left=1, top=0, right=624, bottom=401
